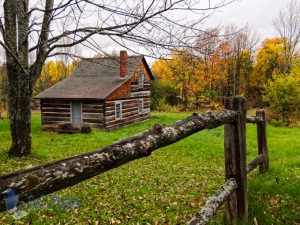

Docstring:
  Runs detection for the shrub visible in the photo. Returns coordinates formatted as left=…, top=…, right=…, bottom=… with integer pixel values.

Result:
left=264, top=74, right=300, bottom=118
left=264, top=109, right=280, bottom=122
left=269, top=119, right=286, bottom=127
left=151, top=79, right=179, bottom=110
left=155, top=103, right=181, bottom=112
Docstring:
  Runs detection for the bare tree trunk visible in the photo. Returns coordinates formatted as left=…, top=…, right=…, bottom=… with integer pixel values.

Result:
left=4, top=0, right=31, bottom=156
left=7, top=69, right=32, bottom=156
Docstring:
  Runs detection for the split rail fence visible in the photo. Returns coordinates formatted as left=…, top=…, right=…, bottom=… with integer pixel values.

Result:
left=0, top=97, right=269, bottom=225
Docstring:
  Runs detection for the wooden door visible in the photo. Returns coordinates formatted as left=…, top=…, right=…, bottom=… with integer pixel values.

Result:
left=71, top=101, right=82, bottom=125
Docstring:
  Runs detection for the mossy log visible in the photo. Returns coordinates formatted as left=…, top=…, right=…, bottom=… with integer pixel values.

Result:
left=187, top=178, right=238, bottom=225
left=246, top=116, right=257, bottom=124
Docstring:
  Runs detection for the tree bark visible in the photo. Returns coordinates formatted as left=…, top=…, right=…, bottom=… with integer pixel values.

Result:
left=0, top=109, right=237, bottom=213
left=7, top=70, right=32, bottom=156
left=4, top=0, right=31, bottom=156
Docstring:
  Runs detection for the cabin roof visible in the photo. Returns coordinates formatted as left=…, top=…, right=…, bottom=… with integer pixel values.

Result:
left=36, top=56, right=153, bottom=100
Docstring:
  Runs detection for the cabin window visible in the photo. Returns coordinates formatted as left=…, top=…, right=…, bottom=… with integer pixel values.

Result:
left=115, top=101, right=122, bottom=120
left=138, top=99, right=144, bottom=114
left=138, top=72, right=144, bottom=89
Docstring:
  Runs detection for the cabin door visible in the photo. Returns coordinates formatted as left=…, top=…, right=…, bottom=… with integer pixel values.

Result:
left=71, top=101, right=82, bottom=126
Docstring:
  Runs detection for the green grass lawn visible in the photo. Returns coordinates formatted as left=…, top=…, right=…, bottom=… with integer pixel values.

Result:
left=0, top=112, right=300, bottom=225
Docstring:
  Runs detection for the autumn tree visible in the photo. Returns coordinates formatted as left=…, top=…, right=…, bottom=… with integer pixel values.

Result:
left=195, top=28, right=221, bottom=99
left=251, top=38, right=285, bottom=104
left=0, top=0, right=234, bottom=156
left=34, top=60, right=77, bottom=95
left=153, top=25, right=258, bottom=108
left=152, top=50, right=201, bottom=109
left=195, top=26, right=257, bottom=100
left=220, top=25, right=257, bottom=97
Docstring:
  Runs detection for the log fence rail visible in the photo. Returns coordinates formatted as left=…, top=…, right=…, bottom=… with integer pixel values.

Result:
left=0, top=97, right=269, bottom=225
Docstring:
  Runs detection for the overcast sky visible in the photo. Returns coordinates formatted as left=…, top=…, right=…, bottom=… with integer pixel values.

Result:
left=2, top=0, right=287, bottom=61
left=87, top=0, right=290, bottom=59
left=206, top=0, right=288, bottom=42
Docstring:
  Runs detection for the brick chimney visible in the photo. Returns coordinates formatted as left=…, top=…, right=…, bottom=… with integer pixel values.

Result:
left=119, top=50, right=128, bottom=78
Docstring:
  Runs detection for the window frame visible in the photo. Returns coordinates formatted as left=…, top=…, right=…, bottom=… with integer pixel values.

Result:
left=138, top=72, right=144, bottom=89
left=115, top=101, right=122, bottom=120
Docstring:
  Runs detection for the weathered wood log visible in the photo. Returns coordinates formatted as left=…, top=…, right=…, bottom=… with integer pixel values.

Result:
left=106, top=115, right=151, bottom=130
left=246, top=116, right=257, bottom=124
left=42, top=104, right=70, bottom=108
left=0, top=109, right=237, bottom=213
left=224, top=97, right=248, bottom=224
left=187, top=178, right=238, bottom=225
left=42, top=108, right=70, bottom=113
left=106, top=107, right=139, bottom=116
left=256, top=111, right=269, bottom=173
left=42, top=99, right=70, bottom=104
left=247, top=154, right=266, bottom=174
left=42, top=112, right=70, bottom=117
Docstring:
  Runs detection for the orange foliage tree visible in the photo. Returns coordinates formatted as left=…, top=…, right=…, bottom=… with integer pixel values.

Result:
left=152, top=50, right=204, bottom=109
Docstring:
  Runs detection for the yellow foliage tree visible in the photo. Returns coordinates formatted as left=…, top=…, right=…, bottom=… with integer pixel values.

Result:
left=251, top=38, right=286, bottom=104
left=252, top=38, right=285, bottom=86
left=35, top=60, right=78, bottom=95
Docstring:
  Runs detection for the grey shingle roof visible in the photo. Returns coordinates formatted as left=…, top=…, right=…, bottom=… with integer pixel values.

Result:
left=36, top=56, right=146, bottom=99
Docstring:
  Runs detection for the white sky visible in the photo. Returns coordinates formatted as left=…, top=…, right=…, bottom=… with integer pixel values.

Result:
left=0, top=0, right=290, bottom=61
left=204, top=0, right=288, bottom=42
left=85, top=0, right=290, bottom=60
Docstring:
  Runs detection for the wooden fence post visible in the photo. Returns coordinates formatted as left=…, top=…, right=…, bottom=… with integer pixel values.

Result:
left=224, top=97, right=248, bottom=224
left=256, top=110, right=269, bottom=173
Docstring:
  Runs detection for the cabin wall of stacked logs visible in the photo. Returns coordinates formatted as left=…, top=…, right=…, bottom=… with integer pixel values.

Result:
left=104, top=80, right=151, bottom=130
left=41, top=99, right=105, bottom=131
left=104, top=97, right=151, bottom=130
left=41, top=99, right=70, bottom=132
left=82, top=100, right=105, bottom=129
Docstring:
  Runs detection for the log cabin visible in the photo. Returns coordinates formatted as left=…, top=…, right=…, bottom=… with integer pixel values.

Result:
left=36, top=51, right=154, bottom=131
